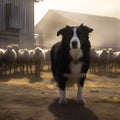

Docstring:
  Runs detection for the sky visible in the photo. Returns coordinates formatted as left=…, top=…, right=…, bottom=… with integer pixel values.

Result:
left=34, top=0, right=120, bottom=25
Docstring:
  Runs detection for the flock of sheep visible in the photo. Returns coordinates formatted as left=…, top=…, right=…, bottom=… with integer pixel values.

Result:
left=90, top=48, right=120, bottom=73
left=0, top=44, right=50, bottom=75
left=0, top=44, right=120, bottom=76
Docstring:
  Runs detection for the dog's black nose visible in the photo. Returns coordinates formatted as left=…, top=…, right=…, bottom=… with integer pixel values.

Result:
left=72, top=41, right=77, bottom=49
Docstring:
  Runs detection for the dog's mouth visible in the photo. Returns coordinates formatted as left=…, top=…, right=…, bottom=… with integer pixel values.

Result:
left=69, top=48, right=83, bottom=62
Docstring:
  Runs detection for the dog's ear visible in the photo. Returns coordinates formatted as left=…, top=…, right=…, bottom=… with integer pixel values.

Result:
left=57, top=25, right=70, bottom=36
left=79, top=24, right=93, bottom=33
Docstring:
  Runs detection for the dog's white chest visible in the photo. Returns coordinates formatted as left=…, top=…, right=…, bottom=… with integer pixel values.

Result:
left=64, top=61, right=83, bottom=87
left=70, top=61, right=83, bottom=75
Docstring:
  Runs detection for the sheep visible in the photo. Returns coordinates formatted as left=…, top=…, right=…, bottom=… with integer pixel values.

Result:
left=29, top=49, right=35, bottom=73
left=3, top=46, right=17, bottom=74
left=32, top=47, right=45, bottom=75
left=107, top=48, right=115, bottom=72
left=113, top=51, right=120, bottom=72
left=96, top=49, right=108, bottom=73
left=11, top=44, right=20, bottom=72
left=90, top=48, right=98, bottom=72
left=16, top=49, right=25, bottom=72
left=19, top=48, right=32, bottom=74
left=0, top=48, right=5, bottom=72
left=44, top=49, right=51, bottom=71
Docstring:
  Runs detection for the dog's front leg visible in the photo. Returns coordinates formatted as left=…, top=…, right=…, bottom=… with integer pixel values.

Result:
left=59, top=89, right=67, bottom=104
left=77, top=85, right=86, bottom=105
left=77, top=74, right=86, bottom=105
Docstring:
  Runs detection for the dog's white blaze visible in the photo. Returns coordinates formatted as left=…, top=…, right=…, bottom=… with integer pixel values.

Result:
left=70, top=27, right=81, bottom=49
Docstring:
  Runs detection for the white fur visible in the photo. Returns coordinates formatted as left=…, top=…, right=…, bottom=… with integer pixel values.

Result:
left=69, top=49, right=83, bottom=61
left=70, top=27, right=81, bottom=49
left=64, top=61, right=86, bottom=87
left=59, top=89, right=67, bottom=104
left=70, top=61, right=83, bottom=75
left=77, top=85, right=83, bottom=100
left=77, top=85, right=86, bottom=104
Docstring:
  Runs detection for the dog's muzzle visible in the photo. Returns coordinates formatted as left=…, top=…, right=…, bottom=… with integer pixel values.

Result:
left=69, top=48, right=83, bottom=62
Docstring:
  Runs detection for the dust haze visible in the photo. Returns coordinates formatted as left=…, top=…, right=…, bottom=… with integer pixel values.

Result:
left=35, top=10, right=120, bottom=50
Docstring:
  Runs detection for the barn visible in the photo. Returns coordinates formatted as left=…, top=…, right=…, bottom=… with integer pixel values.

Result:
left=0, top=0, right=40, bottom=49
left=35, top=9, right=120, bottom=50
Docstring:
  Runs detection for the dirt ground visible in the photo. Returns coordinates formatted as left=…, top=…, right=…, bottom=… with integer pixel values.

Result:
left=0, top=71, right=120, bottom=120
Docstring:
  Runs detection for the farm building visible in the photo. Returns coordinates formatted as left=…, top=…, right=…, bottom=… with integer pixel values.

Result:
left=35, top=10, right=120, bottom=50
left=0, top=0, right=40, bottom=49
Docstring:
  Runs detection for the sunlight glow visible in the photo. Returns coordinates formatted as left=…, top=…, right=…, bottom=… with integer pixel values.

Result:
left=34, top=0, right=120, bottom=25
left=34, top=1, right=48, bottom=26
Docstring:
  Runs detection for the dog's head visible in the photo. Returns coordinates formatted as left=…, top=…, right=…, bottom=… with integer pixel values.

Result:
left=57, top=24, right=93, bottom=61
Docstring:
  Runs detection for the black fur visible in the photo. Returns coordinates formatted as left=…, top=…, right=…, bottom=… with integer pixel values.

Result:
left=50, top=24, right=93, bottom=90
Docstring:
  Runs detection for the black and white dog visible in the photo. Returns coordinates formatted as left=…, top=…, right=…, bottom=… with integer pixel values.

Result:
left=50, top=24, right=93, bottom=104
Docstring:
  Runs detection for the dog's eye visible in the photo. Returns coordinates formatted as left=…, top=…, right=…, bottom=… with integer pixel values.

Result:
left=67, top=31, right=73, bottom=37
left=77, top=34, right=82, bottom=38
left=68, top=33, right=72, bottom=38
left=78, top=33, right=85, bottom=38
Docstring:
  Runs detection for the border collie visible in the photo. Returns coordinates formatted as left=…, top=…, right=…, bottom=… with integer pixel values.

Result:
left=50, top=24, right=93, bottom=104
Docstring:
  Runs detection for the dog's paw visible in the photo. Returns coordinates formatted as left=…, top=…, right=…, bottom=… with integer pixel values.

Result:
left=59, top=98, right=67, bottom=104
left=77, top=98, right=86, bottom=105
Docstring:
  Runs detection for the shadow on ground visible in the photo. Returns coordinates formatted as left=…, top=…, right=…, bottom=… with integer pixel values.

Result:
left=49, top=98, right=98, bottom=120
left=0, top=72, right=43, bottom=83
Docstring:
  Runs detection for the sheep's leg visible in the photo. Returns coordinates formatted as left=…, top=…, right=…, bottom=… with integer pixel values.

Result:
left=30, top=65, right=32, bottom=74
left=35, top=66, right=37, bottom=75
left=14, top=64, right=16, bottom=73
left=26, top=65, right=29, bottom=74
left=9, top=65, right=12, bottom=74
left=23, top=65, right=25, bottom=73
left=38, top=65, right=41, bottom=75
left=36, top=66, right=38, bottom=75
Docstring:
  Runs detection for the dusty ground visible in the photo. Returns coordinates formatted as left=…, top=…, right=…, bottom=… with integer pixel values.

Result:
left=0, top=71, right=120, bottom=120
